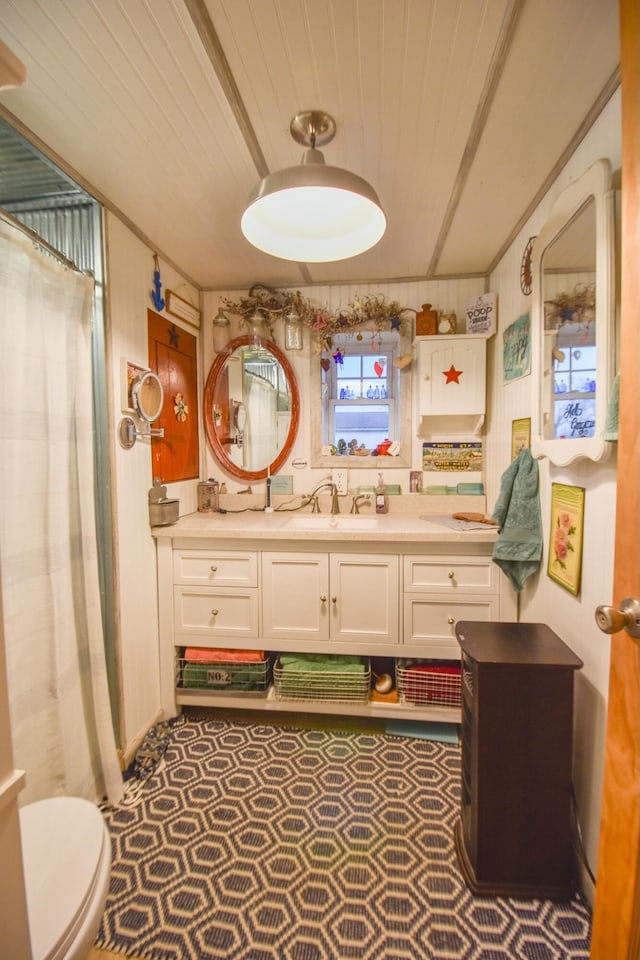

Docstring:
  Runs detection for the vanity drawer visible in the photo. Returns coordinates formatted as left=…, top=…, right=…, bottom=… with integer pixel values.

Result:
left=403, top=556, right=497, bottom=594
left=174, top=586, right=259, bottom=638
left=403, top=594, right=500, bottom=655
left=173, top=549, right=258, bottom=587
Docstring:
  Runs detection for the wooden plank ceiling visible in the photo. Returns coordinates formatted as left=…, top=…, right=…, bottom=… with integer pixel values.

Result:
left=0, top=0, right=620, bottom=290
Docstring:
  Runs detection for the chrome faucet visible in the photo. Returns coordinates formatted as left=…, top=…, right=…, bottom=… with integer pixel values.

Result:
left=350, top=494, right=371, bottom=515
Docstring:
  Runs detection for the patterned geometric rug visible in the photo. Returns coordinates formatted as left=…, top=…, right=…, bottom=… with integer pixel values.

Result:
left=97, top=717, right=591, bottom=959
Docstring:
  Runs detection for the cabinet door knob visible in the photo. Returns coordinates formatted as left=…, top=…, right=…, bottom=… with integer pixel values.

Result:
left=332, top=596, right=337, bottom=604
left=448, top=570, right=455, bottom=579
left=320, top=595, right=327, bottom=603
left=211, top=608, right=219, bottom=616
left=210, top=565, right=217, bottom=573
left=447, top=616, right=455, bottom=625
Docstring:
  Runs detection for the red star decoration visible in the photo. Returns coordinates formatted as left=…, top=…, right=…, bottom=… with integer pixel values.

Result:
left=443, top=364, right=463, bottom=384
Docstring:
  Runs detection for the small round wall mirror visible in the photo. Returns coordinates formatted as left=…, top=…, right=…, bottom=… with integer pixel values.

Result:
left=203, top=336, right=300, bottom=481
left=132, top=370, right=164, bottom=423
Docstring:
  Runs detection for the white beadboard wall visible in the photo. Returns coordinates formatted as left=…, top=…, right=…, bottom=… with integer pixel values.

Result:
left=106, top=212, right=201, bottom=757
left=202, top=277, right=488, bottom=496
left=486, top=88, right=621, bottom=890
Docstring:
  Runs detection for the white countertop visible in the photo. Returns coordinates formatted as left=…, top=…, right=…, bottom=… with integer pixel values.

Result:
left=151, top=508, right=498, bottom=544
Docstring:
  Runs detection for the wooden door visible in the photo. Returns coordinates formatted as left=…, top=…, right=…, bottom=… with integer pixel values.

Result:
left=589, top=0, right=640, bottom=955
left=148, top=309, right=199, bottom=483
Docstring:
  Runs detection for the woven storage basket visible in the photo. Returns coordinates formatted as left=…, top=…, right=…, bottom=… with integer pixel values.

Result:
left=274, top=655, right=370, bottom=703
left=397, top=659, right=462, bottom=707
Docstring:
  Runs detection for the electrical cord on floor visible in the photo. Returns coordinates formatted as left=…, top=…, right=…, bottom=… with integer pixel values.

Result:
left=570, top=783, right=596, bottom=887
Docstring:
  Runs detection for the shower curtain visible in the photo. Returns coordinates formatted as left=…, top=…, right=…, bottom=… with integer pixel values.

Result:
left=0, top=218, right=123, bottom=806
left=244, top=373, right=277, bottom=471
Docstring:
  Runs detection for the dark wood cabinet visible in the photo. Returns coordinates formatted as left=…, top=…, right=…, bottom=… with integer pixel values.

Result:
left=454, top=621, right=583, bottom=899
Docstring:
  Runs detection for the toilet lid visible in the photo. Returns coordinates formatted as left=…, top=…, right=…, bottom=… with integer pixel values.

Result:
left=19, top=797, right=109, bottom=960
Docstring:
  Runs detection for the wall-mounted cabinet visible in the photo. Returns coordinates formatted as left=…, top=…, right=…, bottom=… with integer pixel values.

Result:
left=415, top=335, right=486, bottom=435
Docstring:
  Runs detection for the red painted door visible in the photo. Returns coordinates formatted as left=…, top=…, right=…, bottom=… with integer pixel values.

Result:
left=148, top=309, right=198, bottom=483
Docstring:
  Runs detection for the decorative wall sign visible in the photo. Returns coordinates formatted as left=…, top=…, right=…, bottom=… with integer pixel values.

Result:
left=554, top=396, right=596, bottom=439
left=166, top=289, right=201, bottom=328
left=422, top=442, right=483, bottom=472
left=503, top=313, right=531, bottom=382
left=547, top=483, right=585, bottom=596
left=510, top=417, right=531, bottom=460
left=464, top=292, right=496, bottom=336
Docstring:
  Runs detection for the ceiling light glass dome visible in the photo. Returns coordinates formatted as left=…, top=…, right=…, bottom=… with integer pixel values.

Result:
left=241, top=111, right=386, bottom=263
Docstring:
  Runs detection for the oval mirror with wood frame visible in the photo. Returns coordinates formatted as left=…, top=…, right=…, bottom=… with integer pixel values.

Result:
left=203, top=335, right=300, bottom=482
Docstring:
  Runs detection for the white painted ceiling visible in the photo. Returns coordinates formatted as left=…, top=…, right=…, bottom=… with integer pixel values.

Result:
left=0, top=0, right=620, bottom=291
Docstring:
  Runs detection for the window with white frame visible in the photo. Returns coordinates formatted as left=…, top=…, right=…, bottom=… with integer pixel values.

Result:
left=322, top=332, right=399, bottom=454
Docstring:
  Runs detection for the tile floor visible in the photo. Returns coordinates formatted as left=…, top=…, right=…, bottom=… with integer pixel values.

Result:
left=88, top=707, right=452, bottom=960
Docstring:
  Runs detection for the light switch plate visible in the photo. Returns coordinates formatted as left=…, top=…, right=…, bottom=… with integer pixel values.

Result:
left=332, top=468, right=348, bottom=495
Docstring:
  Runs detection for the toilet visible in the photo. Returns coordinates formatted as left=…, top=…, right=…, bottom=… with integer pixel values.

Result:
left=19, top=797, right=111, bottom=960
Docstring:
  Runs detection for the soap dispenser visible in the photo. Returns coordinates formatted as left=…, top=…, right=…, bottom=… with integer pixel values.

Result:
left=375, top=473, right=388, bottom=515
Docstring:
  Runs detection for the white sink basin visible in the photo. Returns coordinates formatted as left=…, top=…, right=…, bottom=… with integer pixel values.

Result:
left=284, top=515, right=379, bottom=531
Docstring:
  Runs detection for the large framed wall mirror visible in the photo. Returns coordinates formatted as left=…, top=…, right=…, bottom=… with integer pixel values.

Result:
left=530, top=159, right=616, bottom=466
left=203, top=336, right=300, bottom=481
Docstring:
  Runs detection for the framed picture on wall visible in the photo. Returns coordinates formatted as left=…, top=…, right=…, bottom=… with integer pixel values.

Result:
left=503, top=312, right=531, bottom=381
left=547, top=483, right=585, bottom=596
left=510, top=417, right=531, bottom=460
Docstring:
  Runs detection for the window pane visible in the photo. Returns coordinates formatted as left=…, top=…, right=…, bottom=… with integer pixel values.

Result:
left=337, top=380, right=363, bottom=399
left=333, top=403, right=390, bottom=449
left=362, top=356, right=387, bottom=378
left=339, top=355, right=361, bottom=377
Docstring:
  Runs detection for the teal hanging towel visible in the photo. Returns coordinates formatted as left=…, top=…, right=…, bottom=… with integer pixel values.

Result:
left=604, top=372, right=620, bottom=441
left=491, top=448, right=543, bottom=592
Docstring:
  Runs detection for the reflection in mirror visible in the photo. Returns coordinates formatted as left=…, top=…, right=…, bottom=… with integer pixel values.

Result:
left=132, top=370, right=164, bottom=423
left=203, top=336, right=300, bottom=481
left=531, top=159, right=615, bottom=466
left=542, top=197, right=596, bottom=441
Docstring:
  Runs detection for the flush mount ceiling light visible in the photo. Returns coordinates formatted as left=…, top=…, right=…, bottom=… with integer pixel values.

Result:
left=241, top=110, right=386, bottom=263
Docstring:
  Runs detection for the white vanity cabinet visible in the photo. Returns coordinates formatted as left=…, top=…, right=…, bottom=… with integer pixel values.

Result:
left=154, top=524, right=518, bottom=723
left=403, top=555, right=501, bottom=660
left=172, top=547, right=259, bottom=643
left=261, top=551, right=399, bottom=645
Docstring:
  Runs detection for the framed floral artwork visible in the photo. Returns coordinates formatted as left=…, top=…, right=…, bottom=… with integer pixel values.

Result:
left=511, top=417, right=531, bottom=460
left=547, top=483, right=585, bottom=595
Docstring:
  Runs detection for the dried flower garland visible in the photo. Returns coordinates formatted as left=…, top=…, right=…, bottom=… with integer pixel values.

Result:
left=544, top=283, right=595, bottom=333
left=223, top=284, right=413, bottom=349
